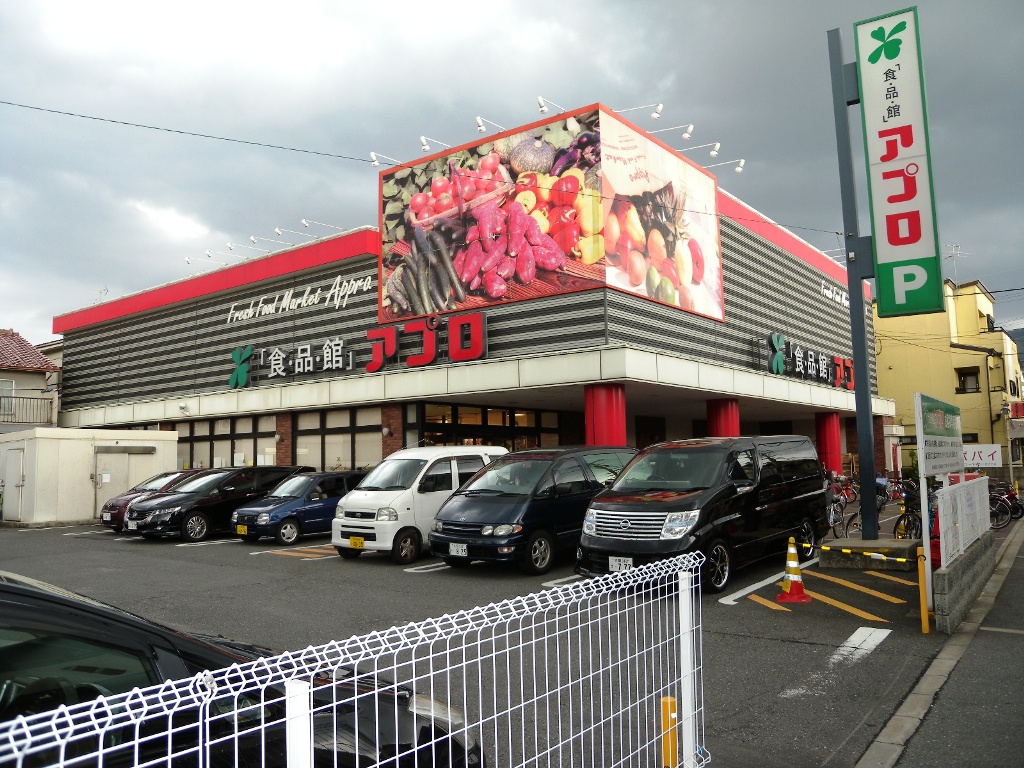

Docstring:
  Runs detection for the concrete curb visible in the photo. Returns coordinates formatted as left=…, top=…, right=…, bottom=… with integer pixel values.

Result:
left=854, top=520, right=1024, bottom=768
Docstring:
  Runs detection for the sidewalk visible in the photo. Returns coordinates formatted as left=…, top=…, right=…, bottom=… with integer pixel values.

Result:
left=855, top=518, right=1024, bottom=767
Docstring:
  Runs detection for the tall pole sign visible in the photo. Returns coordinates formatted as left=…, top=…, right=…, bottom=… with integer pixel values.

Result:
left=855, top=7, right=943, bottom=317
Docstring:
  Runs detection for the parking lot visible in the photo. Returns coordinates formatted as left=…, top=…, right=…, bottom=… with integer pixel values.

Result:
left=2, top=511, right=968, bottom=767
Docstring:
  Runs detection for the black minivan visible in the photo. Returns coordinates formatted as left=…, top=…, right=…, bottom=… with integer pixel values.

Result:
left=575, top=436, right=827, bottom=591
left=125, top=465, right=315, bottom=542
left=429, top=447, right=636, bottom=575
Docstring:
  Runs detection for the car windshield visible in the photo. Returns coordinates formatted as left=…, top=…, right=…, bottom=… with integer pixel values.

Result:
left=268, top=475, right=315, bottom=498
left=458, top=456, right=553, bottom=495
left=171, top=471, right=232, bottom=494
left=612, top=447, right=727, bottom=492
left=357, top=459, right=428, bottom=491
left=131, top=472, right=183, bottom=491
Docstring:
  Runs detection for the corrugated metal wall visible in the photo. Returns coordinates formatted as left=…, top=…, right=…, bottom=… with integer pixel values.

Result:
left=60, top=217, right=874, bottom=410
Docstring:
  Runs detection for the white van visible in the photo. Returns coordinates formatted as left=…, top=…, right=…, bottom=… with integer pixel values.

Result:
left=331, top=445, right=508, bottom=564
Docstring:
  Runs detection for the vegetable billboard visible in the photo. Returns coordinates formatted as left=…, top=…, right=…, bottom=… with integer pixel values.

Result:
left=378, top=104, right=724, bottom=324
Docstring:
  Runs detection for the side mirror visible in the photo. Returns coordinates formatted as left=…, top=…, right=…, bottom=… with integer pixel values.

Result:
left=604, top=478, right=615, bottom=487
left=733, top=480, right=755, bottom=494
left=554, top=482, right=573, bottom=497
left=418, top=477, right=434, bottom=494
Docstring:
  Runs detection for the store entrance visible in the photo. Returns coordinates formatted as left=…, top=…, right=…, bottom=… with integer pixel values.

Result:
left=416, top=402, right=562, bottom=451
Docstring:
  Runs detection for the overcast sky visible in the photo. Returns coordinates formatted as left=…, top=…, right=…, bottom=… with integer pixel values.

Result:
left=2, top=0, right=1022, bottom=346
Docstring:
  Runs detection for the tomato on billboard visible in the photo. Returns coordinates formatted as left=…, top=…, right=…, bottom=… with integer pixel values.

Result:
left=377, top=104, right=723, bottom=323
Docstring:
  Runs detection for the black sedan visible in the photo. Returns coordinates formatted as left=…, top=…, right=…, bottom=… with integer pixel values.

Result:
left=0, top=571, right=483, bottom=766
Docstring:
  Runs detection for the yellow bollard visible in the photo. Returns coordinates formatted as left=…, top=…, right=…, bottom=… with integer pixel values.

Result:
left=661, top=696, right=678, bottom=767
left=917, top=546, right=929, bottom=634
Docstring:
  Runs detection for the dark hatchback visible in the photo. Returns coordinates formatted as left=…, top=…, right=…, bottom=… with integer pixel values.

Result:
left=575, top=436, right=827, bottom=591
left=231, top=471, right=366, bottom=545
left=125, top=465, right=314, bottom=542
left=99, top=469, right=206, bottom=533
left=429, top=447, right=636, bottom=574
left=0, top=571, right=483, bottom=766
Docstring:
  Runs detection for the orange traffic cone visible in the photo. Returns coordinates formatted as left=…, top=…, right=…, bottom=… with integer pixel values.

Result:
left=776, top=536, right=812, bottom=604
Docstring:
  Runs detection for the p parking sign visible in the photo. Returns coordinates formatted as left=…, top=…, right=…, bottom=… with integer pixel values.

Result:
left=855, top=7, right=943, bottom=317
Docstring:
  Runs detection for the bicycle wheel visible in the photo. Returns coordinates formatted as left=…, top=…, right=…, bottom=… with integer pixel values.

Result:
left=990, top=497, right=1012, bottom=530
left=844, top=511, right=861, bottom=538
left=829, top=501, right=846, bottom=538
left=894, top=513, right=922, bottom=539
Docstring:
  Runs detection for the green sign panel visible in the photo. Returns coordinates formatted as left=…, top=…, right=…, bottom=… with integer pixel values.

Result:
left=855, top=7, right=943, bottom=317
left=914, top=393, right=963, bottom=475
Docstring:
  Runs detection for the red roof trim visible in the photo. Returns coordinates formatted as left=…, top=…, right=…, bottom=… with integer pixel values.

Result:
left=52, top=229, right=380, bottom=334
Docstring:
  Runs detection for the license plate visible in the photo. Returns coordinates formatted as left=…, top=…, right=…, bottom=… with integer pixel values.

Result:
left=101, top=513, right=111, bottom=522
left=125, top=520, right=137, bottom=531
left=449, top=543, right=468, bottom=557
left=609, top=556, right=633, bottom=572
left=236, top=525, right=248, bottom=535
left=350, top=536, right=364, bottom=549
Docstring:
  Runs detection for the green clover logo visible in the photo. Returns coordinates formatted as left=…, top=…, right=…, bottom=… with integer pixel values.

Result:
left=769, top=333, right=786, bottom=375
left=229, top=346, right=253, bottom=389
left=867, top=20, right=906, bottom=64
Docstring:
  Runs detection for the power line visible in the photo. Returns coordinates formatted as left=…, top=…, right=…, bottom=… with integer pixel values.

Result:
left=0, top=99, right=370, bottom=163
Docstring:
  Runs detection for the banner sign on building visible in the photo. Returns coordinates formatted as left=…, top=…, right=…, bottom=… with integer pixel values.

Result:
left=914, top=393, right=963, bottom=475
left=962, top=444, right=1002, bottom=468
left=855, top=7, right=943, bottom=317
left=755, top=332, right=855, bottom=390
left=378, top=105, right=724, bottom=324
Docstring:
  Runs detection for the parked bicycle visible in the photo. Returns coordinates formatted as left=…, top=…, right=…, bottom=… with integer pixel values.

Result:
left=825, top=472, right=848, bottom=538
left=893, top=485, right=923, bottom=539
left=990, top=481, right=1023, bottom=520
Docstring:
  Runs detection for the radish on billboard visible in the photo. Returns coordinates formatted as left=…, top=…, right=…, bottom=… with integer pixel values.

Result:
left=377, top=104, right=724, bottom=323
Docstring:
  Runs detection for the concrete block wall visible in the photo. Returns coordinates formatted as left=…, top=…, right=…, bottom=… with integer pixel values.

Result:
left=932, top=530, right=996, bottom=634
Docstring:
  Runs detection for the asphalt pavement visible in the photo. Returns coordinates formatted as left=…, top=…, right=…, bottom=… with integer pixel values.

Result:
left=857, top=516, right=1024, bottom=768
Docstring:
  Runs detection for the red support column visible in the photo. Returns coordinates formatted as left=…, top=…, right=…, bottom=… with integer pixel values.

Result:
left=706, top=398, right=740, bottom=437
left=584, top=383, right=627, bottom=446
left=816, top=412, right=842, bottom=474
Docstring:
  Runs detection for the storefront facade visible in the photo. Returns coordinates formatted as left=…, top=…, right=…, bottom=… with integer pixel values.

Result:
left=52, top=107, right=894, bottom=471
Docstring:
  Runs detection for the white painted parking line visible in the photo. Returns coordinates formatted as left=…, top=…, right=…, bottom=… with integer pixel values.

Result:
left=543, top=575, right=583, bottom=588
left=175, top=540, right=243, bottom=547
left=62, top=530, right=111, bottom=536
left=19, top=525, right=83, bottom=531
left=718, top=557, right=818, bottom=605
left=115, top=537, right=147, bottom=542
left=829, top=627, right=892, bottom=667
left=303, top=554, right=339, bottom=561
left=404, top=562, right=450, bottom=573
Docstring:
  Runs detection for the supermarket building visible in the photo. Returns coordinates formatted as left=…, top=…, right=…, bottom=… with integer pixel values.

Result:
left=51, top=106, right=895, bottom=473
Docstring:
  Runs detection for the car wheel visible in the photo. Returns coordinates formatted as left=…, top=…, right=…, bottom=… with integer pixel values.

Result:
left=391, top=528, right=421, bottom=565
left=181, top=512, right=209, bottom=543
left=336, top=547, right=362, bottom=559
left=796, top=518, right=818, bottom=561
left=444, top=558, right=471, bottom=568
left=701, top=539, right=732, bottom=593
left=275, top=518, right=300, bottom=545
left=520, top=531, right=555, bottom=575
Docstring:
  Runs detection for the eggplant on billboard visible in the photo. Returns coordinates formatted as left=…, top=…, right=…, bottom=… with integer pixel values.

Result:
left=378, top=104, right=723, bottom=324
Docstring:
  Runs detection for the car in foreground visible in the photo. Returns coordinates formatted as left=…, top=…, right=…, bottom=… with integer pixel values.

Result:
left=231, top=470, right=366, bottom=544
left=99, top=469, right=208, bottom=533
left=0, top=571, right=483, bottom=766
left=125, top=465, right=314, bottom=542
left=429, top=447, right=636, bottom=574
left=575, top=436, right=827, bottom=591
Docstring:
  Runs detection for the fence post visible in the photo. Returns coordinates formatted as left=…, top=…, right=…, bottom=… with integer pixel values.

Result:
left=285, top=678, right=313, bottom=768
left=917, top=546, right=929, bottom=634
left=677, top=569, right=696, bottom=766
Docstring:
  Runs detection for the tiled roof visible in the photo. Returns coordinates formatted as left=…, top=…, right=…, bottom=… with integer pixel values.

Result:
left=0, top=329, right=60, bottom=372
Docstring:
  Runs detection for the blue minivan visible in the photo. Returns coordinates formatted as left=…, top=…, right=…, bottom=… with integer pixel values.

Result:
left=231, top=471, right=366, bottom=545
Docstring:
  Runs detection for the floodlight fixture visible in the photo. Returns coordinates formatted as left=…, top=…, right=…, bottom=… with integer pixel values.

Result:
left=370, top=152, right=401, bottom=167
left=475, top=116, right=506, bottom=133
left=704, top=158, right=745, bottom=173
left=678, top=142, right=721, bottom=158
left=615, top=102, right=664, bottom=120
left=419, top=136, right=451, bottom=153
left=650, top=123, right=695, bottom=140
left=537, top=96, right=566, bottom=115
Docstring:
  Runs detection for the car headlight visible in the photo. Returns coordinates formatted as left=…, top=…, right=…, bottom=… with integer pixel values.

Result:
left=409, top=694, right=477, bottom=753
left=230, top=511, right=238, bottom=523
left=583, top=510, right=597, bottom=535
left=661, top=509, right=700, bottom=539
left=335, top=504, right=345, bottom=519
left=155, top=507, right=180, bottom=517
left=256, top=513, right=270, bottom=525
left=432, top=520, right=444, bottom=533
left=491, top=524, right=521, bottom=536
left=376, top=507, right=398, bottom=521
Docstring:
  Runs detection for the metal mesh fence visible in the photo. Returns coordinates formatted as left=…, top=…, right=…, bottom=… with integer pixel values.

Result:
left=1, top=554, right=708, bottom=768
